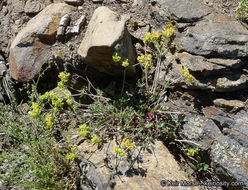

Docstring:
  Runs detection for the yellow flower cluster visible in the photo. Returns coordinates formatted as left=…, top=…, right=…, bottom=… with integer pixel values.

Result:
left=39, top=91, right=64, bottom=112
left=143, top=23, right=174, bottom=44
left=29, top=102, right=41, bottom=118
left=57, top=72, right=70, bottom=89
left=121, top=59, right=129, bottom=68
left=66, top=147, right=77, bottom=160
left=58, top=72, right=70, bottom=83
left=45, top=113, right=53, bottom=128
left=181, top=66, right=193, bottom=83
left=162, top=23, right=175, bottom=38
left=144, top=31, right=161, bottom=44
left=112, top=52, right=130, bottom=68
left=187, top=148, right=200, bottom=157
left=112, top=52, right=121, bottom=63
left=137, top=54, right=152, bottom=69
left=91, top=134, right=100, bottom=144
left=113, top=146, right=126, bottom=157
left=121, top=139, right=136, bottom=150
left=77, top=124, right=90, bottom=138
left=113, top=139, right=136, bottom=157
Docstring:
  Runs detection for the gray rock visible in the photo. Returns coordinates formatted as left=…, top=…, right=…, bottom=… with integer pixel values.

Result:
left=203, top=106, right=248, bottom=149
left=215, top=74, right=248, bottom=92
left=77, top=6, right=137, bottom=77
left=67, top=15, right=86, bottom=35
left=181, top=110, right=248, bottom=187
left=64, top=0, right=84, bottom=6
left=181, top=13, right=248, bottom=58
left=179, top=52, right=242, bottom=76
left=156, top=0, right=211, bottom=22
left=133, top=0, right=148, bottom=7
left=24, top=0, right=43, bottom=15
left=0, top=61, right=7, bottom=76
left=210, top=136, right=248, bottom=187
left=160, top=46, right=248, bottom=92
left=57, top=13, right=71, bottom=41
left=92, top=0, right=103, bottom=3
left=180, top=115, right=222, bottom=151
left=159, top=52, right=248, bottom=92
left=79, top=160, right=111, bottom=190
left=213, top=99, right=245, bottom=110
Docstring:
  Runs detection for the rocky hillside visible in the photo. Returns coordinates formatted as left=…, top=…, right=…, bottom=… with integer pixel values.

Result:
left=0, top=0, right=248, bottom=189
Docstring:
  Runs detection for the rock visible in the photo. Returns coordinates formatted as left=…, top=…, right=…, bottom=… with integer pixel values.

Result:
left=64, top=0, right=84, bottom=6
left=203, top=107, right=248, bottom=149
left=130, top=25, right=150, bottom=41
left=132, top=0, right=148, bottom=7
left=66, top=15, right=86, bottom=35
left=57, top=13, right=71, bottom=41
left=178, top=52, right=242, bottom=76
left=9, top=3, right=72, bottom=82
left=181, top=13, right=248, bottom=58
left=181, top=111, right=248, bottom=187
left=159, top=52, right=248, bottom=92
left=213, top=99, right=245, bottom=110
left=92, top=0, right=103, bottom=3
left=156, top=0, right=211, bottom=22
left=77, top=6, right=137, bottom=77
left=180, top=115, right=222, bottom=151
left=77, top=140, right=198, bottom=190
left=24, top=0, right=44, bottom=15
left=215, top=74, right=248, bottom=92
left=0, top=61, right=7, bottom=76
left=210, top=136, right=248, bottom=187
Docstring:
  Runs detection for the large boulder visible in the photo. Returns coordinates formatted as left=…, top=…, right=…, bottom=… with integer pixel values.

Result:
left=76, top=139, right=199, bottom=190
left=9, top=3, right=72, bottom=82
left=77, top=6, right=137, bottom=77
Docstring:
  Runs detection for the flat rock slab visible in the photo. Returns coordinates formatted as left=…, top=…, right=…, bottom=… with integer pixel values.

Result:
left=181, top=13, right=248, bottom=58
left=160, top=52, right=248, bottom=92
left=77, top=6, right=137, bottom=77
left=9, top=3, right=72, bottom=82
left=156, top=0, right=211, bottom=22
left=213, top=98, right=245, bottom=112
left=179, top=52, right=242, bottom=76
left=77, top=140, right=199, bottom=190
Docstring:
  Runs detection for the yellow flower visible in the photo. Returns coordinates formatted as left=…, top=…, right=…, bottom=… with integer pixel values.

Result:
left=144, top=32, right=152, bottom=43
left=78, top=124, right=90, bottom=137
left=162, top=23, right=174, bottom=38
left=137, top=55, right=144, bottom=63
left=66, top=99, right=72, bottom=106
left=57, top=81, right=64, bottom=89
left=45, top=113, right=53, bottom=128
left=91, top=134, right=100, bottom=144
left=143, top=62, right=150, bottom=69
left=181, top=66, right=193, bottom=83
left=113, top=146, right=126, bottom=157
left=112, top=52, right=121, bottom=63
left=58, top=72, right=70, bottom=83
left=122, top=59, right=129, bottom=67
left=29, top=102, right=41, bottom=118
left=120, top=139, right=136, bottom=150
left=151, top=31, right=162, bottom=41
